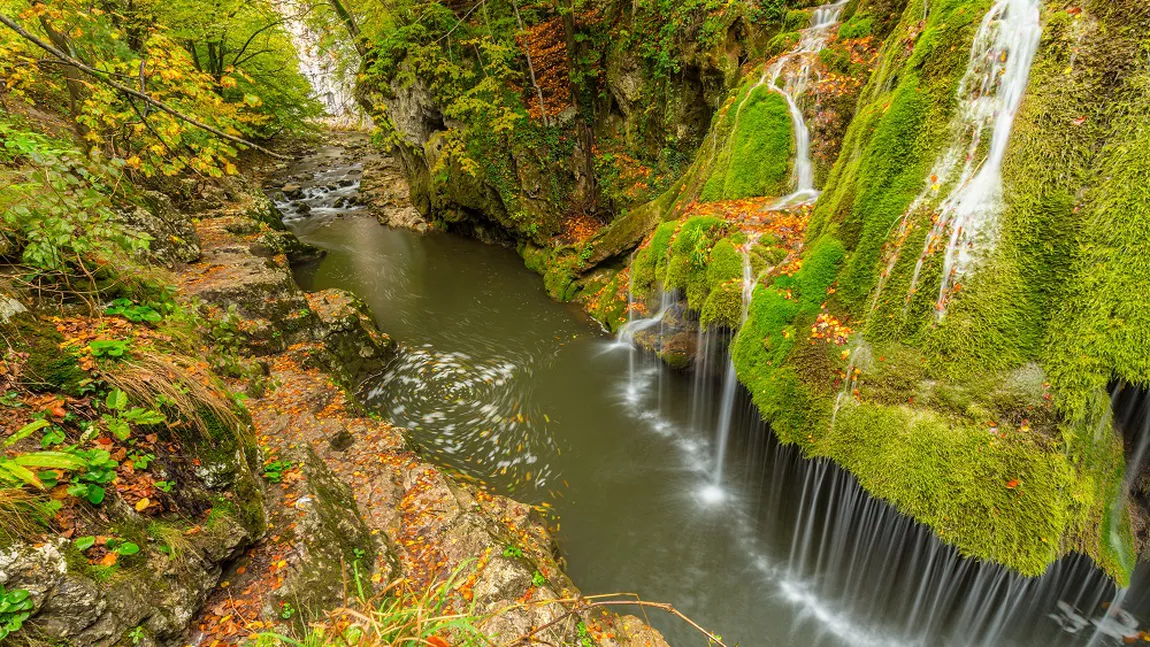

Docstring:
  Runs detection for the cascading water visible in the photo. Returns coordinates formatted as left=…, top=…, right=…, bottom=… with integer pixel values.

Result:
left=612, top=300, right=1134, bottom=644
left=893, top=0, right=1042, bottom=318
left=766, top=1, right=848, bottom=208
left=282, top=138, right=1149, bottom=647
left=708, top=238, right=761, bottom=496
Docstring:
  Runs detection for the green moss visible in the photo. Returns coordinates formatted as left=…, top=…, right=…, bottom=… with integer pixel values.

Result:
left=838, top=14, right=875, bottom=39
left=1047, top=73, right=1150, bottom=419
left=700, top=280, right=744, bottom=330
left=664, top=216, right=726, bottom=309
left=823, top=402, right=1074, bottom=576
left=699, top=87, right=793, bottom=202
left=705, top=239, right=743, bottom=287
left=731, top=236, right=845, bottom=440
left=12, top=314, right=87, bottom=395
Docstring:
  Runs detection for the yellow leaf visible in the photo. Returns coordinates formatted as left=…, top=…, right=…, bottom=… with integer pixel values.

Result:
left=135, top=497, right=150, bottom=511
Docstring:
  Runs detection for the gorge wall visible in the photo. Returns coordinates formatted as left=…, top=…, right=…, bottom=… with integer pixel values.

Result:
left=356, top=0, right=1150, bottom=584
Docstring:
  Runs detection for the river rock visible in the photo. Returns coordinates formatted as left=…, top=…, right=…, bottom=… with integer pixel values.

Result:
left=304, top=288, right=396, bottom=387
left=263, top=448, right=381, bottom=628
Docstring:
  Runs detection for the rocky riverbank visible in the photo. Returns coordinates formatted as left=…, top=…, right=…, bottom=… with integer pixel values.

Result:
left=0, top=135, right=671, bottom=647
left=179, top=167, right=671, bottom=647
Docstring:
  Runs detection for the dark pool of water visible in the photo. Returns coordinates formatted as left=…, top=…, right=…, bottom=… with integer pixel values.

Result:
left=278, top=148, right=1147, bottom=647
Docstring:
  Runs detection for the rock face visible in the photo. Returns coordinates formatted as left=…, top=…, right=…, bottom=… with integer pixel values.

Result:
left=305, top=289, right=396, bottom=387
left=360, top=154, right=429, bottom=233
left=357, top=1, right=751, bottom=245
left=0, top=522, right=252, bottom=647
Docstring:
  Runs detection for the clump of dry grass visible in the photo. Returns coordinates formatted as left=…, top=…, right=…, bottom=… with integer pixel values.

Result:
left=0, top=488, right=52, bottom=543
left=100, top=351, right=245, bottom=440
left=256, top=569, right=488, bottom=647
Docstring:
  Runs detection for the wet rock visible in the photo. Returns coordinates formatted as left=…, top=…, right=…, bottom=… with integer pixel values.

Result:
left=305, top=288, right=396, bottom=387
left=251, top=230, right=326, bottom=264
left=281, top=184, right=304, bottom=199
left=633, top=300, right=700, bottom=369
left=329, top=428, right=355, bottom=451
left=266, top=448, right=379, bottom=627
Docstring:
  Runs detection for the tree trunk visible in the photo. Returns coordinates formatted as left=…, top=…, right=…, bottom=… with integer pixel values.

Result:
left=511, top=0, right=549, bottom=126
left=559, top=0, right=597, bottom=212
left=328, top=0, right=367, bottom=57
left=32, top=2, right=86, bottom=136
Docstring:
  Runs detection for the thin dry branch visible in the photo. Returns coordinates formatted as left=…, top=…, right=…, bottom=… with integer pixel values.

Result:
left=493, top=593, right=729, bottom=647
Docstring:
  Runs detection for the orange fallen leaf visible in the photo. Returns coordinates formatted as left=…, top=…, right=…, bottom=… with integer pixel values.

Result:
left=1005, top=479, right=1019, bottom=489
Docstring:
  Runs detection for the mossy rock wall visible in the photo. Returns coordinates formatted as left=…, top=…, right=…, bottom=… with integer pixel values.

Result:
left=586, top=0, right=1150, bottom=584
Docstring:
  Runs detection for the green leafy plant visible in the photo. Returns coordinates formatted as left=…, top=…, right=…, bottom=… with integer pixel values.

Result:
left=279, top=601, right=296, bottom=620
left=105, top=298, right=163, bottom=324
left=576, top=621, right=594, bottom=647
left=531, top=571, right=547, bottom=588
left=127, top=625, right=147, bottom=645
left=40, top=426, right=66, bottom=449
left=65, top=448, right=119, bottom=505
left=89, top=340, right=131, bottom=359
left=262, top=460, right=292, bottom=483
left=154, top=480, right=174, bottom=493
left=0, top=585, right=34, bottom=641
left=502, top=545, right=524, bottom=558
left=105, top=538, right=140, bottom=556
left=6, top=419, right=48, bottom=446
left=75, top=535, right=97, bottom=552
left=0, top=450, right=88, bottom=489
left=130, top=452, right=155, bottom=470
left=102, top=389, right=166, bottom=441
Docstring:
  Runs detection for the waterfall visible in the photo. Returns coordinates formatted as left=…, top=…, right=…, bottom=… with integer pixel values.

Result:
left=767, top=1, right=849, bottom=208
left=615, top=285, right=673, bottom=408
left=611, top=288, right=1139, bottom=645
left=897, top=0, right=1042, bottom=318
left=1086, top=386, right=1150, bottom=645
left=615, top=335, right=1129, bottom=644
left=709, top=238, right=762, bottom=495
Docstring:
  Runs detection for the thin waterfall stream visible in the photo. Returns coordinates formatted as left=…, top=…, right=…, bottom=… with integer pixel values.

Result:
left=271, top=137, right=1150, bottom=647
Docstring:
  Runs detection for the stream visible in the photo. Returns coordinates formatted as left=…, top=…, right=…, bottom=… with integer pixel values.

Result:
left=273, top=143, right=1150, bottom=647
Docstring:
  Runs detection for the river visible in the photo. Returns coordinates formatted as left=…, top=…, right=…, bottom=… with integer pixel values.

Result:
left=273, top=141, right=1149, bottom=647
